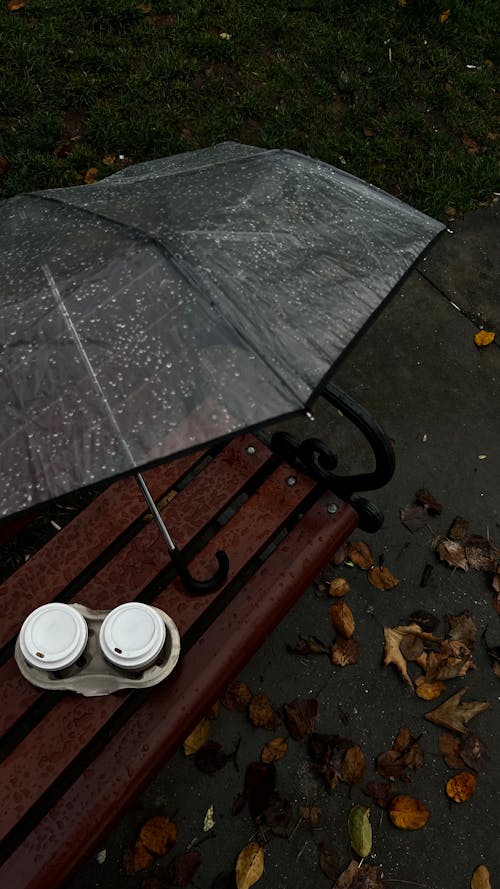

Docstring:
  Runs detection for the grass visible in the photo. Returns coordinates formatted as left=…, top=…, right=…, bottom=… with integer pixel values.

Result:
left=0, top=0, right=499, bottom=219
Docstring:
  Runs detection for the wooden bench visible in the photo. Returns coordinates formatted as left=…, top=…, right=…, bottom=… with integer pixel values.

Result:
left=0, top=384, right=394, bottom=889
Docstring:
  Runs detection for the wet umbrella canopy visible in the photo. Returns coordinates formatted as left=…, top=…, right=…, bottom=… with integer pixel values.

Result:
left=0, top=142, right=444, bottom=519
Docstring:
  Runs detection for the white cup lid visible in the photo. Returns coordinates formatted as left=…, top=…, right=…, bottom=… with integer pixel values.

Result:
left=99, top=603, right=166, bottom=669
left=19, top=603, right=88, bottom=671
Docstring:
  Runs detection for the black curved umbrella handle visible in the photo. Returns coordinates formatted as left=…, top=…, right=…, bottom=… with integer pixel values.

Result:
left=169, top=547, right=230, bottom=595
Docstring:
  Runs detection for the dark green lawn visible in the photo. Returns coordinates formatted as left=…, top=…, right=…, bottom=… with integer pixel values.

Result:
left=0, top=0, right=499, bottom=219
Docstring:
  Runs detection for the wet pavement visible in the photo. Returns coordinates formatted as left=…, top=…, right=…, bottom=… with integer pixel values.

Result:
left=66, top=204, right=500, bottom=889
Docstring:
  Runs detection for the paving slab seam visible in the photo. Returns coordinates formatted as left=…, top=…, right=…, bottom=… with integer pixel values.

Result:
left=418, top=269, right=500, bottom=349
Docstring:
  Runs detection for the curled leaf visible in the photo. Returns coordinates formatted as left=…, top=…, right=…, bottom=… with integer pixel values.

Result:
left=235, top=842, right=264, bottom=889
left=346, top=540, right=374, bottom=570
left=446, top=771, right=477, bottom=803
left=347, top=805, right=372, bottom=857
left=368, top=565, right=399, bottom=589
left=434, top=536, right=468, bottom=571
left=388, top=795, right=430, bottom=830
left=449, top=516, right=469, bottom=541
left=330, top=601, right=355, bottom=638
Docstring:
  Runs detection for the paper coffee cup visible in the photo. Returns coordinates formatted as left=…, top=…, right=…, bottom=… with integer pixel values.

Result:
left=19, top=602, right=88, bottom=671
left=99, top=602, right=167, bottom=671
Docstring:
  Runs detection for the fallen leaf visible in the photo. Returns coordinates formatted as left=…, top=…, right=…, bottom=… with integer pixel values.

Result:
left=308, top=732, right=350, bottom=791
left=460, top=733, right=489, bottom=771
left=329, top=577, right=350, bottom=597
left=409, top=610, right=439, bottom=632
left=449, top=516, right=470, bottom=541
left=84, top=167, right=99, bottom=185
left=124, top=840, right=154, bottom=875
left=439, top=9, right=451, bottom=24
left=318, top=843, right=342, bottom=882
left=204, top=805, right=215, bottom=831
left=332, top=543, right=348, bottom=565
left=363, top=781, right=396, bottom=808
left=0, top=157, right=10, bottom=174
left=261, top=737, right=288, bottom=763
left=286, top=635, right=330, bottom=656
left=283, top=698, right=318, bottom=740
left=446, top=771, right=477, bottom=803
left=330, top=601, right=355, bottom=638
left=399, top=633, right=424, bottom=661
left=348, top=805, right=372, bottom=857
left=368, top=565, right=399, bottom=589
left=341, top=745, right=366, bottom=785
left=434, top=536, right=468, bottom=571
left=183, top=718, right=211, bottom=756
left=138, top=1, right=152, bottom=12
left=207, top=700, right=220, bottom=720
left=415, top=676, right=446, bottom=700
left=195, top=742, right=232, bottom=774
left=242, top=762, right=277, bottom=820
left=222, top=680, right=253, bottom=712
left=102, top=154, right=117, bottom=166
left=363, top=127, right=376, bottom=137
left=7, top=0, right=26, bottom=9
left=299, top=804, right=321, bottom=827
left=219, top=32, right=231, bottom=40
left=158, top=850, right=202, bottom=887
left=474, top=330, right=495, bottom=347
left=416, top=488, right=443, bottom=514
left=383, top=626, right=414, bottom=690
left=257, top=792, right=294, bottom=837
left=425, top=687, right=490, bottom=734
left=393, top=726, right=424, bottom=770
left=388, top=795, right=430, bottom=830
left=439, top=732, right=466, bottom=769
left=471, top=865, right=492, bottom=889
left=331, top=637, right=359, bottom=666
left=248, top=692, right=281, bottom=730
left=448, top=611, right=477, bottom=650
left=334, top=861, right=384, bottom=889
left=493, top=572, right=500, bottom=594
left=465, top=535, right=499, bottom=571
left=376, top=749, right=408, bottom=780
left=139, top=816, right=177, bottom=856
left=425, top=639, right=475, bottom=681
left=235, top=842, right=264, bottom=889
left=400, top=503, right=429, bottom=532
left=346, top=540, right=374, bottom=570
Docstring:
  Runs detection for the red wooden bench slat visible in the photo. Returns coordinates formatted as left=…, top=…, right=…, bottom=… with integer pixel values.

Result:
left=0, top=495, right=358, bottom=889
left=0, top=435, right=270, bottom=739
left=0, top=464, right=314, bottom=841
left=0, top=452, right=203, bottom=647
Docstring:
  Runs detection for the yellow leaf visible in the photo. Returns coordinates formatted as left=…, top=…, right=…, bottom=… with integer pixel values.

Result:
left=183, top=717, right=211, bottom=756
left=219, top=32, right=231, bottom=40
left=471, top=865, right=492, bottom=889
left=415, top=676, right=446, bottom=700
left=236, top=842, right=264, bottom=889
left=84, top=167, right=98, bottom=185
left=474, top=330, right=495, bottom=347
left=261, top=737, right=288, bottom=763
left=389, top=795, right=430, bottom=830
left=446, top=771, right=477, bottom=803
left=103, top=154, right=117, bottom=166
left=439, top=9, right=451, bottom=23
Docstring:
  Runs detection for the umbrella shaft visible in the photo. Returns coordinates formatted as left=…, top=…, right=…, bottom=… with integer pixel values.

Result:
left=135, top=473, right=176, bottom=551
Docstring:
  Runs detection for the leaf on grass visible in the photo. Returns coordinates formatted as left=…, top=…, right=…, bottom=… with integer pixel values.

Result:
left=139, top=816, right=177, bottom=856
left=331, top=637, right=359, bottom=667
left=287, top=635, right=330, bottom=656
left=433, top=536, right=468, bottom=571
left=158, top=850, right=202, bottom=887
left=235, top=842, right=264, bottom=889
left=248, top=692, right=281, bottom=730
left=400, top=504, right=429, bottom=532
left=446, top=771, right=477, bottom=803
left=243, top=762, right=277, bottom=820
left=368, top=565, right=399, bottom=589
left=363, top=781, right=396, bottom=808
left=195, top=742, right=232, bottom=774
left=84, top=167, right=98, bottom=185
left=7, top=0, right=26, bottom=9
left=474, top=330, right=495, bottom=346
left=425, top=687, right=490, bottom=734
left=460, top=733, right=489, bottom=771
left=346, top=540, right=374, bottom=570
left=383, top=626, right=413, bottom=690
left=318, top=843, right=342, bottom=882
left=330, top=601, right=355, bottom=638
left=416, top=488, right=443, bottom=514
left=389, top=795, right=430, bottom=830
left=222, top=680, right=253, bottom=712
left=449, top=516, right=470, bottom=541
left=471, top=865, right=492, bottom=889
left=341, top=745, right=366, bottom=785
left=284, top=698, right=318, bottom=740
left=183, top=718, right=211, bottom=756
left=363, top=127, right=376, bottom=137
left=124, top=840, right=154, bottom=875
left=348, top=805, right=372, bottom=857
left=439, top=732, right=466, bottom=769
left=393, top=726, right=424, bottom=770
left=493, top=572, right=500, bottom=594
left=439, top=9, right=451, bottom=24
left=261, top=737, right=288, bottom=763
left=415, top=676, right=446, bottom=700
left=329, top=577, right=350, bottom=597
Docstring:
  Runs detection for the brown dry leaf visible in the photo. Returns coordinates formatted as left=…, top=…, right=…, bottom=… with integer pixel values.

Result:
left=299, top=804, right=321, bottom=827
left=330, top=601, right=355, bottom=638
left=183, top=718, right=211, bottom=756
left=0, top=157, right=10, bottom=174
left=84, top=167, right=99, bottom=185
left=341, top=745, right=366, bottom=785
left=139, top=815, right=177, bottom=856
left=493, top=572, right=500, bottom=594
left=223, top=680, right=253, bottom=712
left=395, top=728, right=424, bottom=771
left=439, top=9, right=451, bottom=23
left=465, top=535, right=499, bottom=571
left=376, top=749, right=407, bottom=779
left=261, top=737, right=288, bottom=763
left=415, top=676, right=446, bottom=700
left=425, top=639, right=475, bottom=681
left=124, top=840, right=154, bottom=875
left=102, top=154, right=117, bottom=166
left=368, top=565, right=399, bottom=589
left=471, top=865, right=492, bottom=889
left=332, top=543, right=349, bottom=565
left=388, top=795, right=430, bottom=830
left=400, top=503, right=429, bottom=532
left=383, top=626, right=413, bottom=690
left=346, top=540, right=374, bottom=570
left=235, top=842, right=264, bottom=889
left=329, top=577, right=350, bottom=597
left=448, top=611, right=477, bottom=649
left=446, top=771, right=477, bottom=803
left=287, top=635, right=330, bottom=656
left=157, top=850, right=202, bottom=887
left=434, top=536, right=468, bottom=571
left=425, top=687, right=490, bottom=734
left=334, top=861, right=385, bottom=889
left=331, top=637, right=359, bottom=667
left=439, top=732, right=466, bottom=769
left=318, top=843, right=342, bottom=882
left=399, top=633, right=424, bottom=661
left=283, top=698, right=318, bottom=740
left=363, top=127, right=376, bottom=138
left=363, top=781, right=396, bottom=808
left=249, top=692, right=281, bottom=730
left=449, top=516, right=470, bottom=541
left=7, top=0, right=26, bottom=8
left=460, top=733, right=489, bottom=771
left=416, top=488, right=443, bottom=514
left=207, top=700, right=220, bottom=720
left=474, top=330, right=495, bottom=347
